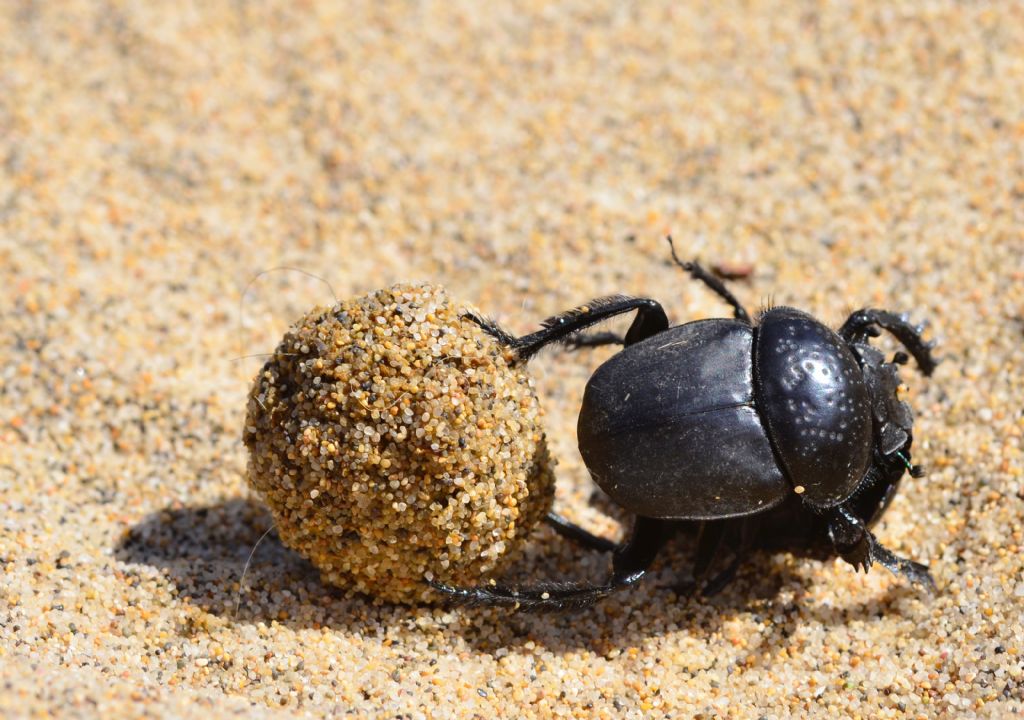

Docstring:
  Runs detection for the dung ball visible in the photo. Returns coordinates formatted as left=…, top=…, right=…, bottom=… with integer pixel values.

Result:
left=243, top=282, right=555, bottom=603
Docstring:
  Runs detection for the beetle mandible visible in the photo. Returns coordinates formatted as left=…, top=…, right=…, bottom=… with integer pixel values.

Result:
left=431, top=239, right=938, bottom=610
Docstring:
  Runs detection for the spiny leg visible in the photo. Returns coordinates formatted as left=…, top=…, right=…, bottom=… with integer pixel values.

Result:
left=827, top=506, right=935, bottom=590
left=465, top=296, right=668, bottom=363
left=518, top=296, right=669, bottom=359
left=666, top=236, right=752, bottom=324
left=839, top=309, right=939, bottom=376
left=428, top=516, right=671, bottom=611
left=545, top=511, right=617, bottom=553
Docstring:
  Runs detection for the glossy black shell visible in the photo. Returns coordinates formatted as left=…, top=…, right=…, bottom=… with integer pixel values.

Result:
left=577, top=310, right=874, bottom=519
left=577, top=319, right=788, bottom=520
left=754, top=308, right=873, bottom=507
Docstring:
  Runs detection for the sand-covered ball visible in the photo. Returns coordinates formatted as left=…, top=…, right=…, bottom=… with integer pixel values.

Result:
left=243, top=282, right=555, bottom=603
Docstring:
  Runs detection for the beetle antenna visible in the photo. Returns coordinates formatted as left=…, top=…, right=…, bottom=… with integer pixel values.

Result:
left=893, top=450, right=924, bottom=477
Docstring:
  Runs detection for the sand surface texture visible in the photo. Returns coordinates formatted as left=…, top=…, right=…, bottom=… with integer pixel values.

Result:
left=2, top=1, right=1023, bottom=718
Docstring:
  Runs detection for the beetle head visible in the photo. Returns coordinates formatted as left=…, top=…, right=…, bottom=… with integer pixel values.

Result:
left=851, top=342, right=916, bottom=455
left=846, top=341, right=923, bottom=526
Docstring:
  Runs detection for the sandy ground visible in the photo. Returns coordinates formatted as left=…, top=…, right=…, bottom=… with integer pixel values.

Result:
left=2, top=1, right=1023, bottom=718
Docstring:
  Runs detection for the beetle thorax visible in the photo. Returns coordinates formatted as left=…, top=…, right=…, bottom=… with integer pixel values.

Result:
left=754, top=308, right=874, bottom=508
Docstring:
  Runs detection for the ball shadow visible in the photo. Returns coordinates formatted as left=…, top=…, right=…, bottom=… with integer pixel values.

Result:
left=116, top=496, right=487, bottom=638
left=115, top=497, right=325, bottom=617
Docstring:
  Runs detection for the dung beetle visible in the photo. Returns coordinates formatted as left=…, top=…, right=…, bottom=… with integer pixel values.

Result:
left=431, top=239, right=938, bottom=610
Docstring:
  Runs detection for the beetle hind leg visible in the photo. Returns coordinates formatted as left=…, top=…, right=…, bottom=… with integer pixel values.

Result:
left=427, top=577, right=617, bottom=611
left=462, top=311, right=517, bottom=347
left=428, top=516, right=670, bottom=611
left=544, top=511, right=617, bottom=553
left=671, top=520, right=726, bottom=596
left=563, top=330, right=625, bottom=351
left=465, top=296, right=668, bottom=364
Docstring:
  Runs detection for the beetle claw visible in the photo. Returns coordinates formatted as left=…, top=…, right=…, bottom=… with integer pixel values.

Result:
left=461, top=311, right=516, bottom=347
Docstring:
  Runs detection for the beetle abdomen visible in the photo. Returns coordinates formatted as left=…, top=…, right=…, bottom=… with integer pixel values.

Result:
left=577, top=320, right=788, bottom=520
left=754, top=307, right=873, bottom=508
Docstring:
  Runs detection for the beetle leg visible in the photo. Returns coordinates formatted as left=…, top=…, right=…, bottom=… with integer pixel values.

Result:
left=544, top=511, right=617, bottom=553
left=562, top=330, right=625, bottom=351
left=701, top=518, right=757, bottom=596
left=827, top=506, right=936, bottom=590
left=669, top=520, right=725, bottom=596
left=463, top=314, right=624, bottom=353
left=828, top=506, right=874, bottom=572
left=464, top=296, right=666, bottom=362
left=672, top=520, right=728, bottom=595
left=865, top=535, right=936, bottom=591
left=701, top=556, right=743, bottom=597
left=461, top=311, right=517, bottom=347
left=673, top=519, right=754, bottom=597
left=505, top=296, right=669, bottom=362
left=838, top=309, right=939, bottom=376
left=427, top=516, right=670, bottom=611
left=666, top=236, right=752, bottom=324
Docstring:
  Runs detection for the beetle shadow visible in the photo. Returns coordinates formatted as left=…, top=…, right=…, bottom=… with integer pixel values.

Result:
left=114, top=497, right=926, bottom=657
left=435, top=544, right=767, bottom=655
left=443, top=532, right=803, bottom=655
left=714, top=560, right=940, bottom=674
left=448, top=528, right=936, bottom=657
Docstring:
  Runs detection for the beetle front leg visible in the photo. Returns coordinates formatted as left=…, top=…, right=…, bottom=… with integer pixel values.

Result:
left=465, top=296, right=669, bottom=363
left=839, top=309, right=939, bottom=376
left=428, top=516, right=670, bottom=611
left=827, top=506, right=935, bottom=590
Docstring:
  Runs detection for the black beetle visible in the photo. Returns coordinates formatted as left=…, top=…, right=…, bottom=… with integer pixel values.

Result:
left=431, top=239, right=937, bottom=610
